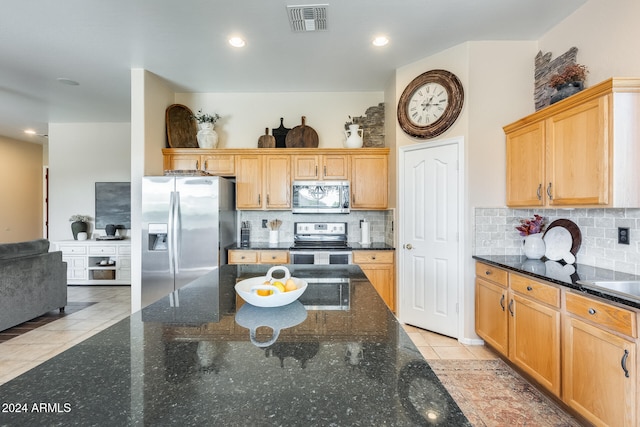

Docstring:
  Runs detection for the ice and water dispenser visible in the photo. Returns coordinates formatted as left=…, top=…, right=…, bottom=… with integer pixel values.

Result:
left=148, top=223, right=168, bottom=251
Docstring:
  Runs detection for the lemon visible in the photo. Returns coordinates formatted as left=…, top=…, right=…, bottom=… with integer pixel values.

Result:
left=272, top=281, right=285, bottom=292
left=285, top=278, right=297, bottom=292
left=257, top=281, right=273, bottom=296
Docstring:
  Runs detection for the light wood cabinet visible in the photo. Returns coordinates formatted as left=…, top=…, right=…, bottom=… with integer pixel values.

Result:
left=292, top=154, right=349, bottom=180
left=508, top=276, right=561, bottom=396
left=350, top=154, right=388, bottom=209
left=228, top=250, right=289, bottom=265
left=162, top=150, right=235, bottom=176
left=475, top=263, right=509, bottom=356
left=353, top=251, right=394, bottom=311
left=475, top=264, right=561, bottom=396
left=564, top=292, right=637, bottom=427
left=235, top=154, right=291, bottom=210
left=504, top=78, right=640, bottom=208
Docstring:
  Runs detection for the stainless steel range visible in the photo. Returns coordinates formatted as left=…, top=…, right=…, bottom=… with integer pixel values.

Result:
left=289, top=222, right=352, bottom=265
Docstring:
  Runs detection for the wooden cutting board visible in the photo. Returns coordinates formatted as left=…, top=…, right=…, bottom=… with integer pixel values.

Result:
left=272, top=118, right=290, bottom=148
left=285, top=116, right=319, bottom=148
left=257, top=128, right=276, bottom=148
left=165, top=104, right=198, bottom=148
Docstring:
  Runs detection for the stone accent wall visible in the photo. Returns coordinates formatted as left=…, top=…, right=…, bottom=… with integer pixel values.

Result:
left=534, top=47, right=579, bottom=111
left=352, top=103, right=385, bottom=147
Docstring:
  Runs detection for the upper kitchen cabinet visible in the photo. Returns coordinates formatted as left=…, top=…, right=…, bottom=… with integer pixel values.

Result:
left=504, top=78, right=640, bottom=208
left=351, top=154, right=388, bottom=209
left=162, top=149, right=235, bottom=176
left=292, top=154, right=350, bottom=180
left=236, top=154, right=291, bottom=210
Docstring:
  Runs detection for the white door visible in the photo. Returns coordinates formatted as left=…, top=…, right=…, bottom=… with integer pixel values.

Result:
left=399, top=140, right=460, bottom=338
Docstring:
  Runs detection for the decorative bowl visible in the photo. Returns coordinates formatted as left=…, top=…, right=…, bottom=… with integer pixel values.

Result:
left=234, top=266, right=308, bottom=308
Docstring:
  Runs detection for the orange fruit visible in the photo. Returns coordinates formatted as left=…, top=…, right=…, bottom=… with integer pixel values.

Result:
left=285, top=278, right=297, bottom=292
left=256, top=289, right=272, bottom=296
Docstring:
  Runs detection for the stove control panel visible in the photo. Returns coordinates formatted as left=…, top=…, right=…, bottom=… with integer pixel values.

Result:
left=294, top=222, right=347, bottom=235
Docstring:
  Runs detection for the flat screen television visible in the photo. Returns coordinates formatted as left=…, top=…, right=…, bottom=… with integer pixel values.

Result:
left=95, top=182, right=131, bottom=229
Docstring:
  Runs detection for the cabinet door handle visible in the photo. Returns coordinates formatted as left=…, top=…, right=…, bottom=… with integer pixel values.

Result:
left=315, top=165, right=318, bottom=177
left=196, top=160, right=199, bottom=170
left=508, top=299, right=515, bottom=317
left=536, top=183, right=542, bottom=200
left=547, top=182, right=553, bottom=200
left=621, top=349, right=630, bottom=378
left=266, top=194, right=270, bottom=206
left=323, top=165, right=327, bottom=176
left=500, top=294, right=505, bottom=311
left=258, top=194, right=261, bottom=205
left=204, top=160, right=208, bottom=170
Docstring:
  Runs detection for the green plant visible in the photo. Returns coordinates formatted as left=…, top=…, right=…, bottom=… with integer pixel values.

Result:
left=345, top=115, right=354, bottom=130
left=69, top=214, right=91, bottom=222
left=192, top=109, right=221, bottom=124
left=548, top=64, right=588, bottom=89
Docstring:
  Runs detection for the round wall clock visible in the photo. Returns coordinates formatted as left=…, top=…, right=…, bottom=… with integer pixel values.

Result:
left=397, top=69, right=464, bottom=139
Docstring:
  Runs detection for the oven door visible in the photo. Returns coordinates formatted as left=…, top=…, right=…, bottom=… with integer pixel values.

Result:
left=290, top=251, right=352, bottom=265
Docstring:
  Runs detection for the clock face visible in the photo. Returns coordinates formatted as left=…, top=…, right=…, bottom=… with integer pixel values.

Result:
left=407, top=82, right=449, bottom=126
left=397, top=69, right=464, bottom=139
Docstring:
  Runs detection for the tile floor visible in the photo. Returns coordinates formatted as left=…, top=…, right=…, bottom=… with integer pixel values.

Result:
left=0, top=286, right=497, bottom=387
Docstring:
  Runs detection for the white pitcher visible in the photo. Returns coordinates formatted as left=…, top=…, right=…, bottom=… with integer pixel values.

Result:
left=344, top=124, right=363, bottom=148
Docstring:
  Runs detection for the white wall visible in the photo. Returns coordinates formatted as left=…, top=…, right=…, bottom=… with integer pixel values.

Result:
left=539, top=0, right=640, bottom=85
left=174, top=92, right=383, bottom=148
left=392, top=41, right=537, bottom=342
left=130, top=69, right=176, bottom=312
left=48, top=123, right=131, bottom=241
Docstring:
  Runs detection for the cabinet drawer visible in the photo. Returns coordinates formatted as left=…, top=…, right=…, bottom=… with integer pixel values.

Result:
left=59, top=245, right=87, bottom=255
left=118, top=245, right=131, bottom=255
left=510, top=274, right=560, bottom=308
left=566, top=292, right=637, bottom=338
left=89, top=246, right=117, bottom=255
left=259, top=251, right=289, bottom=264
left=475, top=262, right=508, bottom=288
left=228, top=250, right=258, bottom=264
left=353, top=251, right=394, bottom=264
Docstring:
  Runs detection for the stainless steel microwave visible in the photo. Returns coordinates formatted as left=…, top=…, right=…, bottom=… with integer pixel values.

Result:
left=292, top=180, right=350, bottom=214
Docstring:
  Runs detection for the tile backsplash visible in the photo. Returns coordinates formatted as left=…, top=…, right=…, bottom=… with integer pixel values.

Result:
left=475, top=207, right=640, bottom=275
left=238, top=210, right=395, bottom=246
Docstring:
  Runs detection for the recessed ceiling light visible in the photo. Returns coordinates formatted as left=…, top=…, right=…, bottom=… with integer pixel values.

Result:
left=372, top=36, right=389, bottom=47
left=228, top=37, right=246, bottom=48
left=57, top=77, right=80, bottom=86
left=24, top=129, right=37, bottom=135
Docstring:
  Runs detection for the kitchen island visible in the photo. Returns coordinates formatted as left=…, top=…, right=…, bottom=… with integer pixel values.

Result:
left=0, top=264, right=469, bottom=426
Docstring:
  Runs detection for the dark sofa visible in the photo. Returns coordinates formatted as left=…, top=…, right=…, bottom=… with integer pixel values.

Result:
left=0, top=239, right=67, bottom=332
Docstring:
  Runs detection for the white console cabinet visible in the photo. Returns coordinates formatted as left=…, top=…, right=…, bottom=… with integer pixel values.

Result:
left=53, top=240, right=131, bottom=285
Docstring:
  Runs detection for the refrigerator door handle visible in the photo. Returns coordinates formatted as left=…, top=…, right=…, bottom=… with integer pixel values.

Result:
left=168, top=191, right=176, bottom=275
left=174, top=191, right=181, bottom=274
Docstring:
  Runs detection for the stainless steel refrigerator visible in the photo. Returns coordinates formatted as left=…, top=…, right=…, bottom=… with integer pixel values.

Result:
left=141, top=176, right=235, bottom=307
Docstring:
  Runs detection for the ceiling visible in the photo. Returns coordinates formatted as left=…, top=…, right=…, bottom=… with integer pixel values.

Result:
left=0, top=0, right=586, bottom=143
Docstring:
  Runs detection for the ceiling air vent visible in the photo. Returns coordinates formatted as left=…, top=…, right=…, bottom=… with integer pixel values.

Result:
left=287, top=4, right=328, bottom=32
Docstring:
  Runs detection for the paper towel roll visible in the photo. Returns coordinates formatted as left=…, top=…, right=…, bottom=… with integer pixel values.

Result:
left=360, top=220, right=371, bottom=245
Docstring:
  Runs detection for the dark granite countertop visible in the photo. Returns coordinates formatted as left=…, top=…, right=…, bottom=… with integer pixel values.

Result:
left=474, top=255, right=640, bottom=310
left=0, top=264, right=467, bottom=426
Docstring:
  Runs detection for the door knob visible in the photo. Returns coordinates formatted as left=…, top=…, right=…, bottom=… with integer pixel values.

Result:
left=404, top=243, right=413, bottom=250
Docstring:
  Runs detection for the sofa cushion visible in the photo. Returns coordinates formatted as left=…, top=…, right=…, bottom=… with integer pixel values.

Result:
left=0, top=239, right=50, bottom=260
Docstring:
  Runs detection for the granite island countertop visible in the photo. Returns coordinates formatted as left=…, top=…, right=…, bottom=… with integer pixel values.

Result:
left=474, top=255, right=640, bottom=310
left=0, top=264, right=466, bottom=426
left=227, top=242, right=395, bottom=251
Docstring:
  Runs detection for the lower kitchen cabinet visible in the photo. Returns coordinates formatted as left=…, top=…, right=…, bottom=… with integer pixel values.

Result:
left=563, top=292, right=637, bottom=427
left=54, top=240, right=131, bottom=285
left=475, top=277, right=509, bottom=356
left=228, top=250, right=289, bottom=265
left=353, top=251, right=395, bottom=311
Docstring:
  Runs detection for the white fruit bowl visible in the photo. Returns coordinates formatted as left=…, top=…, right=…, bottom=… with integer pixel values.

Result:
left=235, top=266, right=308, bottom=308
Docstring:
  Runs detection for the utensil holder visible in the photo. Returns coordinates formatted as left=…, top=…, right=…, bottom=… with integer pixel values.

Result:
left=269, top=230, right=279, bottom=244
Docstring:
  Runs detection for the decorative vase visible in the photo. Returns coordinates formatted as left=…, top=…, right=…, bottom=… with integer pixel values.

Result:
left=550, top=81, right=584, bottom=104
left=523, top=233, right=546, bottom=259
left=197, top=122, right=219, bottom=149
left=105, top=224, right=117, bottom=236
left=71, top=221, right=88, bottom=240
left=344, top=124, right=363, bottom=148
